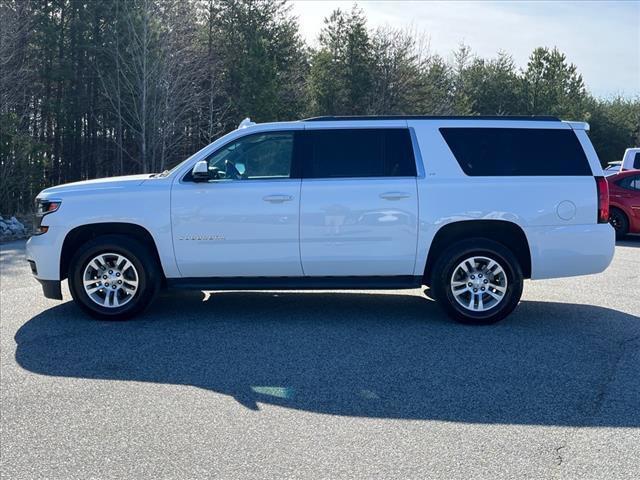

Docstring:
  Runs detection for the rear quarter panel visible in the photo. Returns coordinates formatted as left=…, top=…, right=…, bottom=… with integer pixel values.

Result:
left=409, top=120, right=614, bottom=279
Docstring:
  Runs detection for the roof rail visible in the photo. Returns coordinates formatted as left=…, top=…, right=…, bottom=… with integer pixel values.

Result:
left=563, top=121, right=590, bottom=131
left=302, top=115, right=561, bottom=122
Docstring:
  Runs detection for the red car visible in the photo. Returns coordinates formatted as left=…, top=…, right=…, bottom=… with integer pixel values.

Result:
left=607, top=170, right=640, bottom=238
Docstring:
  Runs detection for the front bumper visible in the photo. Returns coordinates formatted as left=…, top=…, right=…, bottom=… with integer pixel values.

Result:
left=26, top=229, right=66, bottom=300
left=26, top=229, right=64, bottom=280
left=37, top=278, right=63, bottom=300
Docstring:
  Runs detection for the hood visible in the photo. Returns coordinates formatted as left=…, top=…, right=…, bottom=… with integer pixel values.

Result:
left=38, top=174, right=152, bottom=197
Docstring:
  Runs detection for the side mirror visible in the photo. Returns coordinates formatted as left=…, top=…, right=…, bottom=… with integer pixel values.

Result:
left=192, top=161, right=210, bottom=182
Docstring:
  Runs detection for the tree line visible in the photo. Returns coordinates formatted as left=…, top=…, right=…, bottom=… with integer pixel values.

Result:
left=1, top=0, right=639, bottom=213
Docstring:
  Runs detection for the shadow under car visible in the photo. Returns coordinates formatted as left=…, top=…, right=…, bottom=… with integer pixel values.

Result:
left=15, top=290, right=640, bottom=427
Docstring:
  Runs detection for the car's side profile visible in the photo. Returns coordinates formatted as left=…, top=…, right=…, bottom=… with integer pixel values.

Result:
left=607, top=169, right=640, bottom=238
left=26, top=116, right=615, bottom=324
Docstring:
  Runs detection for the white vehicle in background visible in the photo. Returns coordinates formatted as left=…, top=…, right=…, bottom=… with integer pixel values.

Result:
left=604, top=148, right=640, bottom=175
left=26, top=115, right=615, bottom=325
left=604, top=161, right=622, bottom=176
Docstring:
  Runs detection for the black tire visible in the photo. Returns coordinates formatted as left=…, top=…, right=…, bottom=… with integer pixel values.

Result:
left=68, top=235, right=161, bottom=320
left=609, top=207, right=629, bottom=239
left=430, top=238, right=523, bottom=325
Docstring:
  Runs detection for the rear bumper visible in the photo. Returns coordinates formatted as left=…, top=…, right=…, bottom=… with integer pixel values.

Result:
left=526, top=223, right=615, bottom=280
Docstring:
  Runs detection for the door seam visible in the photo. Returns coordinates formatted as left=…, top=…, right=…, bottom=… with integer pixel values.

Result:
left=297, top=179, right=306, bottom=276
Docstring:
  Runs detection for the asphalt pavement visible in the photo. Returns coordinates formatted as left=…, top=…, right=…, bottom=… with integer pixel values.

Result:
left=1, top=238, right=639, bottom=479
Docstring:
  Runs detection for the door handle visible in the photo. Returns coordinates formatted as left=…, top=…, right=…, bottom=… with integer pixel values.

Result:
left=263, top=194, right=294, bottom=203
left=380, top=192, right=411, bottom=201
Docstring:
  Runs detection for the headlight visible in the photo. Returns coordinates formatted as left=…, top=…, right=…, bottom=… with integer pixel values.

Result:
left=33, top=198, right=62, bottom=235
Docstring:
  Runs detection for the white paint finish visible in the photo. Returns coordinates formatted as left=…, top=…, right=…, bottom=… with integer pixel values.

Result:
left=171, top=179, right=303, bottom=277
left=26, top=176, right=178, bottom=280
left=525, top=223, right=615, bottom=279
left=413, top=175, right=600, bottom=276
left=563, top=120, right=590, bottom=131
left=25, top=228, right=66, bottom=281
left=621, top=147, right=640, bottom=171
left=556, top=200, right=577, bottom=221
left=420, top=176, right=596, bottom=226
left=299, top=177, right=418, bottom=276
left=410, top=120, right=608, bottom=277
left=573, top=129, right=605, bottom=176
left=26, top=117, right=616, bottom=288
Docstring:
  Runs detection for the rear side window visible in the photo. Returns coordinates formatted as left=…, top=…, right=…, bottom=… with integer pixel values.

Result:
left=302, top=129, right=416, bottom=178
left=617, top=174, right=640, bottom=191
left=439, top=127, right=591, bottom=176
left=633, top=152, right=640, bottom=170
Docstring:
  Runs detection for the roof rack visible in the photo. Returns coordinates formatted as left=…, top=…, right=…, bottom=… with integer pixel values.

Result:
left=303, top=115, right=561, bottom=122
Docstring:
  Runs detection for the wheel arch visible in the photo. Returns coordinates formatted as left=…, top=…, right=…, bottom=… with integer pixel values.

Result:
left=423, top=220, right=532, bottom=283
left=60, top=222, right=165, bottom=281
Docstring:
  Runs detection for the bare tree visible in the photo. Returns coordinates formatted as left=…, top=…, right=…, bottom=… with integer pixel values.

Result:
left=97, top=0, right=215, bottom=173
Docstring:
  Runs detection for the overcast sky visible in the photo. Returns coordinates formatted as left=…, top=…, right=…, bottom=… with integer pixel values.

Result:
left=290, top=0, right=640, bottom=99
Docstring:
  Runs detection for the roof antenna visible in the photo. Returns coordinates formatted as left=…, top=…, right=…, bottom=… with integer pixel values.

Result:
left=238, top=117, right=255, bottom=129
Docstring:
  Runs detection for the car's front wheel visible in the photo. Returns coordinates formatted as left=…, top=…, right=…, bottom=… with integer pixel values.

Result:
left=68, top=235, right=161, bottom=320
left=431, top=239, right=523, bottom=325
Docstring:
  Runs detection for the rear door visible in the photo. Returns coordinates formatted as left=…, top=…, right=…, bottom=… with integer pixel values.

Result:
left=299, top=126, right=419, bottom=276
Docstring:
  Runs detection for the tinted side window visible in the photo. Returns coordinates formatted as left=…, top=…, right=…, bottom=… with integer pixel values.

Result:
left=302, top=129, right=416, bottom=178
left=618, top=175, right=640, bottom=191
left=633, top=152, right=640, bottom=170
left=439, top=128, right=591, bottom=176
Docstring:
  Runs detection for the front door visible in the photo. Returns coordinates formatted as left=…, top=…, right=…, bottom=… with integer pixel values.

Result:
left=171, top=130, right=303, bottom=277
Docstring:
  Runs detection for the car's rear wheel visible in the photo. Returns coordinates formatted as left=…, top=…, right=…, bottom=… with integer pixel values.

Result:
left=431, top=239, right=523, bottom=325
left=68, top=235, right=161, bottom=320
left=609, top=207, right=629, bottom=239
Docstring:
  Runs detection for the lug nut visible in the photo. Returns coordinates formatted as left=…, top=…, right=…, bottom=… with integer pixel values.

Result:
left=103, top=275, right=107, bottom=279
left=470, top=275, right=475, bottom=279
left=478, top=274, right=483, bottom=278
left=468, top=282, right=473, bottom=287
left=118, top=280, right=122, bottom=284
left=484, top=279, right=488, bottom=284
left=481, top=287, right=485, bottom=291
left=108, top=270, right=113, bottom=274
left=112, top=285, right=117, bottom=289
left=116, top=272, right=121, bottom=277
left=473, top=288, right=478, bottom=292
left=104, top=282, right=109, bottom=286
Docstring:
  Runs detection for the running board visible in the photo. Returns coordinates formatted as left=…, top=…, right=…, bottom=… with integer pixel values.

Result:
left=167, top=276, right=423, bottom=291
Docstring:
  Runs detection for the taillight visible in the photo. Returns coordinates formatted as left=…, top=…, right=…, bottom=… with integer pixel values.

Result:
left=595, top=176, right=609, bottom=223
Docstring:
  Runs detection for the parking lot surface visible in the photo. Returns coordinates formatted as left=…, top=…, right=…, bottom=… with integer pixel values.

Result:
left=2, top=238, right=640, bottom=479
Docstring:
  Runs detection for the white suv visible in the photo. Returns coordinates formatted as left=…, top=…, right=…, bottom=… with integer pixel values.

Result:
left=26, top=116, right=615, bottom=324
